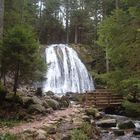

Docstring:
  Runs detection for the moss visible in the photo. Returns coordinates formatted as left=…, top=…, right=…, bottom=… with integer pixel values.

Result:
left=85, top=108, right=98, bottom=117
left=122, top=100, right=140, bottom=117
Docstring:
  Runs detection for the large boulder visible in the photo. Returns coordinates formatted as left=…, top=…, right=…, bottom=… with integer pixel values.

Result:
left=60, top=96, right=70, bottom=108
left=31, top=96, right=43, bottom=105
left=21, top=96, right=33, bottom=107
left=45, top=98, right=60, bottom=110
left=45, top=91, right=54, bottom=96
left=118, top=121, right=135, bottom=129
left=28, top=104, right=46, bottom=113
left=96, top=119, right=117, bottom=128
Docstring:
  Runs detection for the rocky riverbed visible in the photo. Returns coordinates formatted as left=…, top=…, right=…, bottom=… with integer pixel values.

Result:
left=0, top=91, right=140, bottom=140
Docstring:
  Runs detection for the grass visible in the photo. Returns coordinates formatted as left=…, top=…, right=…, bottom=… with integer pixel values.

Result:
left=0, top=133, right=18, bottom=140
left=0, top=119, right=21, bottom=128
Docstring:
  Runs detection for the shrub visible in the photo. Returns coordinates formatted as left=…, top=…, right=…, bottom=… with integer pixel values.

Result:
left=0, top=133, right=18, bottom=140
left=81, top=122, right=94, bottom=138
left=122, top=100, right=140, bottom=117
left=71, top=129, right=88, bottom=140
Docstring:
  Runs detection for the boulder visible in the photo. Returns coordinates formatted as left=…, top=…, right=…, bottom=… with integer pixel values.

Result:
left=46, top=127, right=57, bottom=134
left=114, top=130, right=124, bottom=136
left=96, top=119, right=117, bottom=128
left=36, top=129, right=47, bottom=140
left=133, top=130, right=140, bottom=135
left=118, top=121, right=135, bottom=129
left=21, top=96, right=33, bottom=107
left=82, top=115, right=91, bottom=123
left=60, top=96, right=70, bottom=108
left=85, top=108, right=98, bottom=117
left=28, top=104, right=46, bottom=113
left=45, top=91, right=54, bottom=96
left=46, top=98, right=60, bottom=110
left=42, top=101, right=49, bottom=108
left=61, top=134, right=71, bottom=140
left=31, top=96, right=43, bottom=105
left=35, top=87, right=43, bottom=97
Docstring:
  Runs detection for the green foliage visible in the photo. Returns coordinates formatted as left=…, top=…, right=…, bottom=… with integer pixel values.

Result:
left=0, top=133, right=18, bottom=140
left=71, top=129, right=88, bottom=140
left=1, top=25, right=45, bottom=93
left=97, top=4, right=140, bottom=95
left=122, top=101, right=140, bottom=117
left=71, top=122, right=96, bottom=140
left=0, top=119, right=20, bottom=128
left=81, top=122, right=95, bottom=138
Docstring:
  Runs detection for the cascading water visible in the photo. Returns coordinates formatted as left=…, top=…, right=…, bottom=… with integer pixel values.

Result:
left=43, top=44, right=95, bottom=95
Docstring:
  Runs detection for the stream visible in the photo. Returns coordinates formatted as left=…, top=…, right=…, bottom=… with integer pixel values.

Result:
left=100, top=114, right=140, bottom=140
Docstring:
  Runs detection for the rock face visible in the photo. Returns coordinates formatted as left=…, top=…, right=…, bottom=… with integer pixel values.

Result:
left=96, top=119, right=117, bottom=128
left=118, top=121, right=135, bottom=129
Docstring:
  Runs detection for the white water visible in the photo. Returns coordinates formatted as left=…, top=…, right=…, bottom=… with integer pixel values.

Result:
left=43, top=44, right=95, bottom=95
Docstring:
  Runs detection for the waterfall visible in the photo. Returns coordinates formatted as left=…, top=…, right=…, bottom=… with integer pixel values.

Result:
left=43, top=44, right=95, bottom=95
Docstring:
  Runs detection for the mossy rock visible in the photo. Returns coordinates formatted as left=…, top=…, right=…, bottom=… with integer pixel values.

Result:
left=21, top=96, right=33, bottom=107
left=85, top=108, right=98, bottom=117
left=5, top=93, right=22, bottom=104
left=28, top=104, right=46, bottom=114
left=45, top=98, right=60, bottom=110
left=118, top=121, right=135, bottom=129
left=60, top=96, right=70, bottom=108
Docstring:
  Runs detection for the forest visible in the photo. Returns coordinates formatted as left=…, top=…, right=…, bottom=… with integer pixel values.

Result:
left=0, top=0, right=140, bottom=140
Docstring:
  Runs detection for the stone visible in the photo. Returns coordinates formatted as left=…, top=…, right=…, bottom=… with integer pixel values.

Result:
left=118, top=121, right=135, bottom=129
left=95, top=112, right=103, bottom=119
left=35, top=87, right=43, bottom=97
left=82, top=115, right=91, bottom=122
left=46, top=108, right=54, bottom=113
left=133, top=129, right=140, bottom=135
left=45, top=91, right=54, bottom=96
left=46, top=98, right=60, bottom=110
left=42, top=101, right=49, bottom=108
left=21, top=96, right=33, bottom=107
left=47, top=127, right=57, bottom=134
left=36, top=129, right=47, bottom=140
left=31, top=96, right=43, bottom=105
left=61, top=134, right=71, bottom=140
left=85, top=108, right=98, bottom=117
left=96, top=119, right=117, bottom=128
left=114, top=130, right=124, bottom=136
left=60, top=96, right=70, bottom=108
left=28, top=104, right=46, bottom=113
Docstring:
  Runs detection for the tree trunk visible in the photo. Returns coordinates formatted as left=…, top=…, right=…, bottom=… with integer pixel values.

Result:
left=102, top=0, right=106, bottom=19
left=13, top=63, right=20, bottom=96
left=74, top=25, right=78, bottom=44
left=115, top=0, right=119, bottom=9
left=94, top=0, right=98, bottom=42
left=105, top=47, right=109, bottom=73
left=66, top=0, right=69, bottom=44
left=0, top=0, right=4, bottom=39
